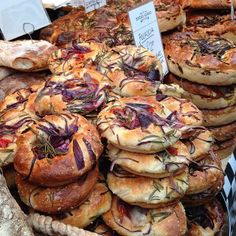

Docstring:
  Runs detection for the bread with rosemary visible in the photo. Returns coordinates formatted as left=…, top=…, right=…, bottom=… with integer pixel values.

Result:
left=164, top=32, right=236, bottom=85
left=103, top=196, right=187, bottom=236
left=14, top=113, right=103, bottom=187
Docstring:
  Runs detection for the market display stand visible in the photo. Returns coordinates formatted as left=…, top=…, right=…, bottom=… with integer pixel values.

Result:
left=222, top=151, right=236, bottom=235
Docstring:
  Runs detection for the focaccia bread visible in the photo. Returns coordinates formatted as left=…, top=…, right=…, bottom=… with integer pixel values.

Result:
left=185, top=11, right=236, bottom=43
left=0, top=72, right=46, bottom=101
left=164, top=32, right=236, bottom=85
left=0, top=40, right=57, bottom=72
left=165, top=74, right=236, bottom=109
left=180, top=0, right=236, bottom=9
left=103, top=196, right=187, bottom=236
left=154, top=0, right=186, bottom=32
left=186, top=200, right=224, bottom=236
left=0, top=66, right=15, bottom=81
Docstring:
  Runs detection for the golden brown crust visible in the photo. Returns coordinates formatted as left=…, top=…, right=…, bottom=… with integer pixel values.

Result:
left=97, top=96, right=182, bottom=153
left=15, top=166, right=98, bottom=214
left=165, top=74, right=236, bottom=109
left=0, top=109, right=36, bottom=167
left=0, top=40, right=57, bottom=72
left=54, top=181, right=112, bottom=228
left=0, top=72, right=46, bottom=101
left=181, top=0, right=236, bottom=9
left=107, top=141, right=189, bottom=178
left=182, top=129, right=213, bottom=161
left=158, top=96, right=203, bottom=126
left=213, top=138, right=236, bottom=160
left=33, top=68, right=109, bottom=117
left=186, top=155, right=223, bottom=194
left=164, top=32, right=236, bottom=85
left=48, top=42, right=109, bottom=74
left=107, top=167, right=189, bottom=208
left=208, top=121, right=236, bottom=141
left=14, top=113, right=103, bottom=187
left=185, top=12, right=236, bottom=43
left=182, top=172, right=224, bottom=206
left=103, top=196, right=187, bottom=236
left=93, top=223, right=114, bottom=236
left=202, top=104, right=236, bottom=126
left=186, top=200, right=224, bottom=236
left=98, top=45, right=163, bottom=97
left=154, top=0, right=186, bottom=32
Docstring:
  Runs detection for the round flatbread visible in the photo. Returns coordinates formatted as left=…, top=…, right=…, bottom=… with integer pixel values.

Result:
left=98, top=45, right=163, bottom=97
left=181, top=129, right=213, bottom=161
left=97, top=96, right=182, bottom=153
left=186, top=200, right=224, bottom=236
left=15, top=166, right=98, bottom=214
left=103, top=196, right=187, bottom=236
left=53, top=180, right=112, bottom=228
left=185, top=12, right=236, bottom=43
left=14, top=113, right=103, bottom=187
left=165, top=73, right=236, bottom=109
left=164, top=32, right=236, bottom=85
left=48, top=42, right=109, bottom=74
left=33, top=68, right=109, bottom=117
left=202, top=104, right=236, bottom=126
left=107, top=167, right=189, bottom=208
left=107, top=141, right=189, bottom=178
left=187, top=155, right=223, bottom=195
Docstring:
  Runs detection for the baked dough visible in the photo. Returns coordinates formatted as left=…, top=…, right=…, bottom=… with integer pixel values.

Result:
left=107, top=167, right=189, bottom=208
left=107, top=141, right=189, bottom=178
left=0, top=109, right=36, bottom=167
left=54, top=180, right=112, bottom=228
left=0, top=66, right=15, bottom=81
left=181, top=129, right=213, bottom=161
left=164, top=32, right=236, bottom=85
left=0, top=40, right=57, bottom=72
left=0, top=72, right=47, bottom=101
left=212, top=138, right=236, bottom=160
left=202, top=104, right=236, bottom=126
left=186, top=155, right=223, bottom=195
left=158, top=96, right=203, bottom=126
left=180, top=0, right=236, bottom=9
left=185, top=12, right=236, bottom=43
left=186, top=200, right=224, bottom=236
left=103, top=196, right=187, bottom=236
left=48, top=42, right=109, bottom=74
left=182, top=172, right=224, bottom=206
left=98, top=45, right=163, bottom=97
left=15, top=166, right=98, bottom=214
left=209, top=121, right=236, bottom=141
left=14, top=113, right=103, bottom=187
left=165, top=74, right=236, bottom=109
left=154, top=0, right=186, bottom=32
left=97, top=96, right=182, bottom=153
left=33, top=68, right=109, bottom=117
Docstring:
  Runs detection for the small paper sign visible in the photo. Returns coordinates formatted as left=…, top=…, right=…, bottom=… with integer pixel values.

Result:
left=83, top=0, right=107, bottom=13
left=128, top=0, right=168, bottom=75
left=0, top=0, right=51, bottom=41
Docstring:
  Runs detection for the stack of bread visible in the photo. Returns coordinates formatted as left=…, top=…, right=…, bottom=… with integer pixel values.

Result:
left=0, top=0, right=232, bottom=235
left=163, top=17, right=236, bottom=161
left=94, top=44, right=224, bottom=235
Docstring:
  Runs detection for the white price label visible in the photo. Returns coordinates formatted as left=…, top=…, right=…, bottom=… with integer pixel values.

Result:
left=71, top=0, right=84, bottom=7
left=128, top=0, right=168, bottom=75
left=83, top=0, right=106, bottom=13
left=0, top=0, right=51, bottom=41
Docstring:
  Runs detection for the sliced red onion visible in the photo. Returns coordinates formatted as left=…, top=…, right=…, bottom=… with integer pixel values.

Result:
left=156, top=93, right=167, bottom=101
left=83, top=138, right=96, bottom=168
left=73, top=139, right=85, bottom=170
